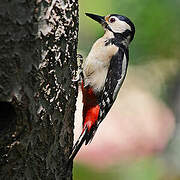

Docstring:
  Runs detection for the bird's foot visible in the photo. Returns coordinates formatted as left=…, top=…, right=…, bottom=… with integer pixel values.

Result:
left=72, top=53, right=84, bottom=82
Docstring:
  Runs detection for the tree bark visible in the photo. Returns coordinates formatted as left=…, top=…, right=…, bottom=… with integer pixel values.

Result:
left=0, top=0, right=78, bottom=179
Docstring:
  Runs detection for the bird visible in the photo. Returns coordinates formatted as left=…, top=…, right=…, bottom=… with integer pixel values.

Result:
left=69, top=13, right=135, bottom=163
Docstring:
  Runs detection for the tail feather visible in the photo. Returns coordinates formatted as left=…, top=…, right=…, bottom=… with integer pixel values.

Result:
left=68, top=126, right=88, bottom=163
left=84, top=124, right=98, bottom=145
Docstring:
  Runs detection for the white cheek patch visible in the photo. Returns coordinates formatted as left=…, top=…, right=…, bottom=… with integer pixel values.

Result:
left=111, top=20, right=131, bottom=33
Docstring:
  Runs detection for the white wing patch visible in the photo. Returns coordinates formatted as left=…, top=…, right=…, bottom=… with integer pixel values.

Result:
left=113, top=54, right=127, bottom=100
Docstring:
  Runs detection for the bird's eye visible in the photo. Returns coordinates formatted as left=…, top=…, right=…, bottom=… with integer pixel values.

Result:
left=109, top=18, right=115, bottom=23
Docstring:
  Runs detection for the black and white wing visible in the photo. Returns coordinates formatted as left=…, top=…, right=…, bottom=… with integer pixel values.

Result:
left=85, top=48, right=129, bottom=144
left=98, top=48, right=129, bottom=124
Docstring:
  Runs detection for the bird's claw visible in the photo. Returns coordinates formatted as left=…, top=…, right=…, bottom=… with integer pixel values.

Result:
left=72, top=70, right=82, bottom=82
left=72, top=53, right=84, bottom=82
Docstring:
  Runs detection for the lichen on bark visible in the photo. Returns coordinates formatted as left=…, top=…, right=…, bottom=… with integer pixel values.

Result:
left=0, top=0, right=78, bottom=179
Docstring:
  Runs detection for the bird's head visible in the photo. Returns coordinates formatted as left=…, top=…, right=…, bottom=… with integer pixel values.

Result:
left=85, top=13, right=135, bottom=43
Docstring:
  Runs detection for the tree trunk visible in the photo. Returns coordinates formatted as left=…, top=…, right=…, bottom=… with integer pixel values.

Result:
left=0, top=0, right=78, bottom=179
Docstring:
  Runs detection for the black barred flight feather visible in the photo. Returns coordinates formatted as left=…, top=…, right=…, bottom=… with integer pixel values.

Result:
left=98, top=48, right=129, bottom=124
left=85, top=48, right=129, bottom=144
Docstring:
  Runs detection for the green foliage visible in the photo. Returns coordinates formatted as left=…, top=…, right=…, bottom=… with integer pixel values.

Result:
left=118, top=158, right=163, bottom=180
left=73, top=157, right=163, bottom=180
left=79, top=0, right=180, bottom=64
left=73, top=163, right=116, bottom=180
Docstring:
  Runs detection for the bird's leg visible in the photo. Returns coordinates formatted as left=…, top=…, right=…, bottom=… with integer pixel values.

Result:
left=72, top=54, right=84, bottom=82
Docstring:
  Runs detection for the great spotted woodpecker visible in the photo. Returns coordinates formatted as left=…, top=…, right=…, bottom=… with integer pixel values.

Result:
left=69, top=13, right=135, bottom=162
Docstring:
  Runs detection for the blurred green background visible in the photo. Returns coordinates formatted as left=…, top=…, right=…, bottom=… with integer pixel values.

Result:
left=73, top=0, right=180, bottom=179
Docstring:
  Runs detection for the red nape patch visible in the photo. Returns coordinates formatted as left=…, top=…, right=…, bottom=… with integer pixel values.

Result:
left=81, top=81, right=100, bottom=131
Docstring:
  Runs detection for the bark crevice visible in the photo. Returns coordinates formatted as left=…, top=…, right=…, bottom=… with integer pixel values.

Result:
left=0, top=0, right=78, bottom=179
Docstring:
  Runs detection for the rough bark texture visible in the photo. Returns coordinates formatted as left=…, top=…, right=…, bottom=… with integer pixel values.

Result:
left=0, top=0, right=78, bottom=179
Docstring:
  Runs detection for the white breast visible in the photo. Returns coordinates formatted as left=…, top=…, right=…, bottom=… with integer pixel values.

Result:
left=83, top=60, right=109, bottom=92
left=83, top=33, right=118, bottom=92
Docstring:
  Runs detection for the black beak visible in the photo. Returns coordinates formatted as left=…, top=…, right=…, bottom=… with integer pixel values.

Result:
left=85, top=13, right=106, bottom=25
